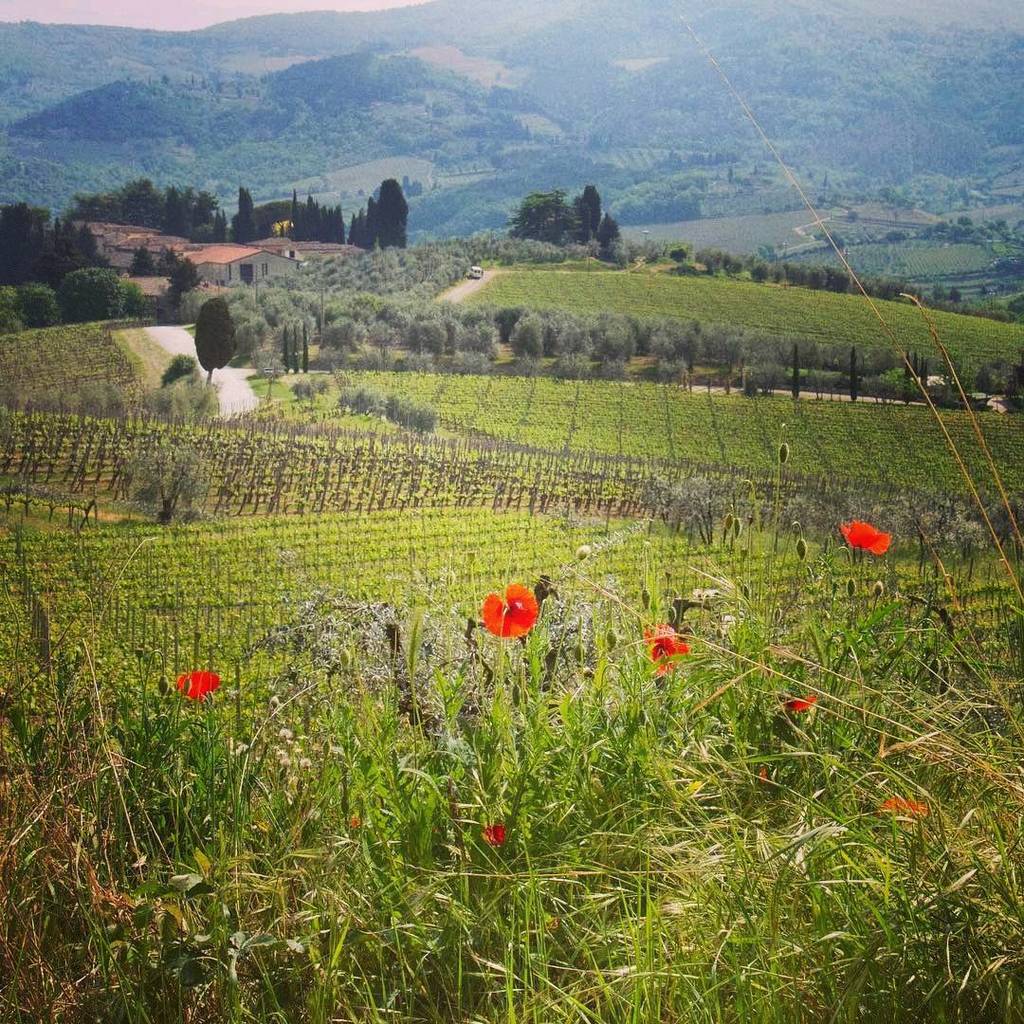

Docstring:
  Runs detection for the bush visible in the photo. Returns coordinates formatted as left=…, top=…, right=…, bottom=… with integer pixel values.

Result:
left=161, top=354, right=198, bottom=387
left=16, top=283, right=60, bottom=328
left=0, top=286, right=23, bottom=334
left=119, top=281, right=150, bottom=319
left=339, top=386, right=437, bottom=432
left=143, top=380, right=218, bottom=420
left=58, top=268, right=125, bottom=323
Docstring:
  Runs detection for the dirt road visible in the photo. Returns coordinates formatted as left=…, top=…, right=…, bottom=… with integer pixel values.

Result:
left=145, top=326, right=259, bottom=416
left=440, top=269, right=499, bottom=304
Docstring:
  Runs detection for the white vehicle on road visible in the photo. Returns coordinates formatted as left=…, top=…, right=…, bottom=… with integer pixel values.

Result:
left=467, top=265, right=484, bottom=279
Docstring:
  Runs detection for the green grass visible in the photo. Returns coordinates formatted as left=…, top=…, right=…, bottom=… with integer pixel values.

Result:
left=467, top=267, right=1024, bottom=364
left=3, top=497, right=1022, bottom=1021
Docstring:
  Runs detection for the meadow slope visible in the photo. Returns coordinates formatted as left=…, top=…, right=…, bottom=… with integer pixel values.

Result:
left=466, top=268, right=1024, bottom=365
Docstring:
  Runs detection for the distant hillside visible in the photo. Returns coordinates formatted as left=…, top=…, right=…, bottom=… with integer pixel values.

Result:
left=2, top=0, right=1023, bottom=237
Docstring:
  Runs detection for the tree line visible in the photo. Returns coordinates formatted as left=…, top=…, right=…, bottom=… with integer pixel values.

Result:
left=233, top=179, right=408, bottom=250
left=509, top=185, right=621, bottom=257
left=69, top=179, right=224, bottom=242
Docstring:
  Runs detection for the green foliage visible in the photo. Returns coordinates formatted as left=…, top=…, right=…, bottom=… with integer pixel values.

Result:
left=130, top=247, right=158, bottom=276
left=233, top=187, right=257, bottom=245
left=467, top=267, right=1024, bottom=365
left=1, top=498, right=1022, bottom=1018
left=375, top=179, right=409, bottom=249
left=57, top=267, right=126, bottom=323
left=16, top=282, right=60, bottom=328
left=129, top=437, right=208, bottom=523
left=194, top=298, right=236, bottom=383
left=510, top=190, right=580, bottom=245
left=0, top=286, right=23, bottom=334
left=337, top=369, right=1024, bottom=494
left=0, top=322, right=139, bottom=409
left=161, top=354, right=198, bottom=387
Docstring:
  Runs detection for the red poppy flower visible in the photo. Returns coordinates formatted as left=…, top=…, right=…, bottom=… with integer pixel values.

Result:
left=482, top=823, right=506, bottom=847
left=644, top=624, right=691, bottom=676
left=349, top=814, right=362, bottom=830
left=758, top=766, right=770, bottom=784
left=176, top=670, right=221, bottom=701
left=784, top=695, right=818, bottom=713
left=840, top=521, right=892, bottom=556
left=481, top=584, right=539, bottom=638
left=879, top=797, right=929, bottom=818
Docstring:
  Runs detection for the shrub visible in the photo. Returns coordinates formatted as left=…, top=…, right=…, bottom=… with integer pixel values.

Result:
left=16, top=283, right=60, bottom=328
left=0, top=286, right=23, bottom=334
left=161, top=354, right=198, bottom=387
left=339, top=386, right=437, bottom=432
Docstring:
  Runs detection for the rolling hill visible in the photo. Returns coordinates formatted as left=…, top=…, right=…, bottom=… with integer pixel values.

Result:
left=1, top=0, right=1023, bottom=237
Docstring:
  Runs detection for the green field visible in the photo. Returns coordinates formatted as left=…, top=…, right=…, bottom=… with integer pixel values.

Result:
left=622, top=209, right=826, bottom=252
left=339, top=370, right=1024, bottom=494
left=794, top=241, right=996, bottom=282
left=467, top=267, right=1024, bottom=364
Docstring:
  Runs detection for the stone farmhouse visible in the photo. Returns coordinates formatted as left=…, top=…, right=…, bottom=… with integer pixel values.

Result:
left=180, top=245, right=299, bottom=286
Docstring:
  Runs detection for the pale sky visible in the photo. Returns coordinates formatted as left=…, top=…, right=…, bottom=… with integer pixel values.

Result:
left=0, top=0, right=424, bottom=31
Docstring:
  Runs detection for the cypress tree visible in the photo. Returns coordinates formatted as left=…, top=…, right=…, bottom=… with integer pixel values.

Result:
left=849, top=345, right=858, bottom=402
left=194, top=297, right=236, bottom=386
left=233, top=187, right=256, bottom=244
left=792, top=342, right=800, bottom=399
left=282, top=324, right=291, bottom=373
left=365, top=196, right=379, bottom=249
left=595, top=212, right=620, bottom=257
left=290, top=191, right=299, bottom=238
left=302, top=321, right=309, bottom=373
left=376, top=179, right=409, bottom=249
left=575, top=185, right=602, bottom=243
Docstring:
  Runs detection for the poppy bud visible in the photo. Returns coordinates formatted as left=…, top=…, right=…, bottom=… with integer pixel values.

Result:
left=778, top=442, right=790, bottom=465
left=641, top=588, right=651, bottom=610
left=796, top=537, right=808, bottom=561
left=724, top=513, right=735, bottom=533
left=846, top=579, right=856, bottom=598
left=733, top=519, right=743, bottom=539
left=575, top=544, right=592, bottom=559
left=791, top=521, right=801, bottom=534
left=339, top=649, right=353, bottom=670
left=872, top=580, right=885, bottom=598
left=605, top=628, right=618, bottom=649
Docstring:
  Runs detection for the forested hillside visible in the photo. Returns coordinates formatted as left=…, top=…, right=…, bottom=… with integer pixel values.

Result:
left=2, top=0, right=1023, bottom=238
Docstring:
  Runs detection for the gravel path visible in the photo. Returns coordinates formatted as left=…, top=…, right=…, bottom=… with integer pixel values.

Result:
left=145, top=325, right=259, bottom=416
left=440, top=269, right=499, bottom=304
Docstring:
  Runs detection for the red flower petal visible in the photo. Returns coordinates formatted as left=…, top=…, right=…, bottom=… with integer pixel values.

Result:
left=879, top=797, right=929, bottom=818
left=840, top=520, right=892, bottom=556
left=784, top=695, right=818, bottom=713
left=482, top=822, right=506, bottom=847
left=176, top=670, right=221, bottom=701
left=644, top=625, right=690, bottom=674
left=481, top=584, right=538, bottom=638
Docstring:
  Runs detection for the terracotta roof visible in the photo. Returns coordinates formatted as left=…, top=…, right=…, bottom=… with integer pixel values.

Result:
left=182, top=245, right=264, bottom=266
